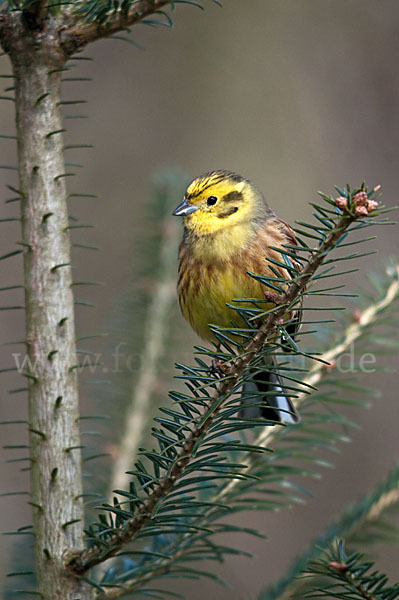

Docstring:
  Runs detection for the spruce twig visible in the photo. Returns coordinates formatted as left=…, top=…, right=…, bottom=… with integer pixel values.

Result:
left=93, top=467, right=399, bottom=600
left=68, top=207, right=369, bottom=575
left=94, top=267, right=399, bottom=600
left=60, top=1, right=218, bottom=55
left=216, top=263, right=399, bottom=504
left=259, top=464, right=399, bottom=600
left=303, top=539, right=399, bottom=600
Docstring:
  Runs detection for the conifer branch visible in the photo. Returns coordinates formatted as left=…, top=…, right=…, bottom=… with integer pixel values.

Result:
left=68, top=205, right=372, bottom=575
left=259, top=463, right=399, bottom=600
left=93, top=466, right=399, bottom=600
left=95, top=265, right=399, bottom=600
left=217, top=262, right=399, bottom=504
left=60, top=1, right=181, bottom=55
left=303, top=539, right=399, bottom=600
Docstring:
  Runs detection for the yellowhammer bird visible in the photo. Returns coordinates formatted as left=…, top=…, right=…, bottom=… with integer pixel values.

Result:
left=173, top=170, right=300, bottom=424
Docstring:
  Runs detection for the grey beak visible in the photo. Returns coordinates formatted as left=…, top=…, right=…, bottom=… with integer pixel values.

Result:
left=172, top=198, right=198, bottom=217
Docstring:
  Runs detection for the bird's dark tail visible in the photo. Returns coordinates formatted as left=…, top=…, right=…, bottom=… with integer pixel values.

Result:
left=240, top=358, right=299, bottom=424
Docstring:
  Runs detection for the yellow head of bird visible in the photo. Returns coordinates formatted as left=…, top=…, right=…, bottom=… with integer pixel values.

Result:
left=173, top=170, right=270, bottom=237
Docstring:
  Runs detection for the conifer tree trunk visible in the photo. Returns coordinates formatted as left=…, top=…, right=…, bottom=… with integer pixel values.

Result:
left=1, top=16, right=93, bottom=600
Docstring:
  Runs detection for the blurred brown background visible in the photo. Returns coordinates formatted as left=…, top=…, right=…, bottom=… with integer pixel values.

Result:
left=0, top=0, right=399, bottom=597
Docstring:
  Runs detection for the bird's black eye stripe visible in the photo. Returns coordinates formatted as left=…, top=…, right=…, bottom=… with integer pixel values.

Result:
left=207, top=196, right=218, bottom=206
left=223, top=190, right=243, bottom=203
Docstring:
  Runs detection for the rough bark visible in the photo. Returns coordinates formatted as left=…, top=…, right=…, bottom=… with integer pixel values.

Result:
left=1, top=15, right=94, bottom=600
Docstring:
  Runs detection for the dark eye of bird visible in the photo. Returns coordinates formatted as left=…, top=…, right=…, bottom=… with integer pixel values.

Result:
left=207, top=196, right=218, bottom=206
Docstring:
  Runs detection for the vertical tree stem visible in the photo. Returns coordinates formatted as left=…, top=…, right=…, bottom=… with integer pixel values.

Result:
left=3, top=18, right=93, bottom=600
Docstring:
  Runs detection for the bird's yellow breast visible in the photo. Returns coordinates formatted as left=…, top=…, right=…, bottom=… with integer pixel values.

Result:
left=177, top=221, right=286, bottom=341
left=179, top=259, right=264, bottom=341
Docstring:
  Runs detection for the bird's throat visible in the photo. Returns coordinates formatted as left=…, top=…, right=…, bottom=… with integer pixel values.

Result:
left=184, top=220, right=257, bottom=262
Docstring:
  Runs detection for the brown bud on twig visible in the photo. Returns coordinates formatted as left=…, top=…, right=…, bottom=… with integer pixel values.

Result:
left=355, top=205, right=368, bottom=217
left=366, top=199, right=379, bottom=212
left=329, top=560, right=349, bottom=574
left=353, top=191, right=368, bottom=206
left=335, top=196, right=348, bottom=210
